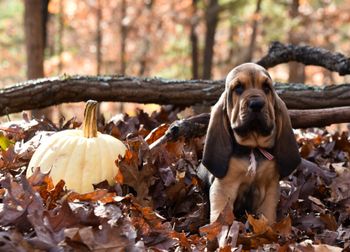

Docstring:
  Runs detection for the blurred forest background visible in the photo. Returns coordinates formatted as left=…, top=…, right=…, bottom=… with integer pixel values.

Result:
left=1, top=0, right=350, bottom=122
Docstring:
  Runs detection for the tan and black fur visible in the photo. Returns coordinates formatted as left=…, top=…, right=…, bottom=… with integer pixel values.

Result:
left=200, top=63, right=301, bottom=224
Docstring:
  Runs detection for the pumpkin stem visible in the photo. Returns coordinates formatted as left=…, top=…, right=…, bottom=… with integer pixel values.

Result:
left=83, top=100, right=98, bottom=138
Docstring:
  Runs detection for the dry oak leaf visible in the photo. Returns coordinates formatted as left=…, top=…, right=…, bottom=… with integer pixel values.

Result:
left=64, top=220, right=137, bottom=251
left=117, top=138, right=157, bottom=206
left=199, top=203, right=235, bottom=242
left=66, top=189, right=117, bottom=204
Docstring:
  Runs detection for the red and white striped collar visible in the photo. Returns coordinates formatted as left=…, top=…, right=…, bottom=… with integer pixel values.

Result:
left=247, top=148, right=275, bottom=176
left=257, top=147, right=274, bottom=160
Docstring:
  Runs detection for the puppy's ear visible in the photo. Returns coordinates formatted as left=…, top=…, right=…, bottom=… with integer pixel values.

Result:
left=273, top=96, right=301, bottom=178
left=202, top=92, right=234, bottom=178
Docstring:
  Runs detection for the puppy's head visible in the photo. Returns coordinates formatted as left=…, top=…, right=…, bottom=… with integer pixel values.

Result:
left=225, top=63, right=277, bottom=148
left=202, top=63, right=301, bottom=178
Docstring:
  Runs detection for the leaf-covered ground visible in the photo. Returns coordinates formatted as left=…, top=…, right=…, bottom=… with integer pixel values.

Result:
left=0, top=109, right=349, bottom=251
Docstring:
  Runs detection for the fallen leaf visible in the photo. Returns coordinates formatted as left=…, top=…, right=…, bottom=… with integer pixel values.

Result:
left=66, top=190, right=116, bottom=204
left=145, top=123, right=169, bottom=145
left=0, top=132, right=13, bottom=150
left=117, top=137, right=157, bottom=206
left=247, top=214, right=269, bottom=234
left=272, top=216, right=292, bottom=237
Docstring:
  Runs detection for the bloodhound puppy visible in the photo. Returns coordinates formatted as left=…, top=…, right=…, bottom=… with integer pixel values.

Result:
left=200, top=63, right=301, bottom=224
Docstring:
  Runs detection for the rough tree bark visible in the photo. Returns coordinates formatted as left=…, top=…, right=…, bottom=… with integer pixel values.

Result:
left=138, top=0, right=153, bottom=76
left=190, top=0, right=199, bottom=79
left=245, top=0, right=262, bottom=62
left=41, top=0, right=50, bottom=48
left=24, top=0, right=45, bottom=82
left=225, top=19, right=237, bottom=66
left=96, top=0, right=102, bottom=75
left=118, top=0, right=128, bottom=113
left=58, top=0, right=64, bottom=73
left=150, top=107, right=350, bottom=149
left=24, top=0, right=52, bottom=119
left=288, top=0, right=306, bottom=83
left=202, top=0, right=220, bottom=79
left=288, top=107, right=350, bottom=129
left=95, top=0, right=103, bottom=116
left=120, top=0, right=127, bottom=75
left=2, top=76, right=350, bottom=116
left=257, top=41, right=350, bottom=75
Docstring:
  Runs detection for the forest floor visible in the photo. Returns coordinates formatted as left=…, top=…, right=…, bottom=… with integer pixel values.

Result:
left=0, top=108, right=349, bottom=251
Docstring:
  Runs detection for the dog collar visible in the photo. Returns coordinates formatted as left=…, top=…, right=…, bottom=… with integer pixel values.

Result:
left=257, top=147, right=274, bottom=161
left=247, top=148, right=275, bottom=176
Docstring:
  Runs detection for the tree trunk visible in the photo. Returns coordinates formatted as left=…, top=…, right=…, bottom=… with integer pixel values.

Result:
left=24, top=0, right=45, bottom=81
left=138, top=0, right=153, bottom=76
left=202, top=0, right=220, bottom=79
left=24, top=0, right=51, bottom=119
left=288, top=0, right=305, bottom=83
left=322, top=34, right=335, bottom=84
left=57, top=0, right=65, bottom=119
left=41, top=0, right=50, bottom=48
left=58, top=0, right=64, bottom=73
left=120, top=0, right=127, bottom=75
left=245, top=0, right=262, bottom=62
left=96, top=0, right=102, bottom=75
left=225, top=19, right=237, bottom=66
left=190, top=0, right=199, bottom=79
left=95, top=0, right=103, bottom=116
left=118, top=0, right=128, bottom=113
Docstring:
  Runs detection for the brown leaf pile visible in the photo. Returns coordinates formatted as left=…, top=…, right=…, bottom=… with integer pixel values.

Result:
left=0, top=111, right=349, bottom=251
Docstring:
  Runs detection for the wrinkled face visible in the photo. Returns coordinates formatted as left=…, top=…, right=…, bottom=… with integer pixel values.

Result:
left=225, top=63, right=277, bottom=148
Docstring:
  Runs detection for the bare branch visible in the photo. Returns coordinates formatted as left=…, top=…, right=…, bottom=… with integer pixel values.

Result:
left=257, top=41, right=350, bottom=75
left=2, top=76, right=350, bottom=116
left=150, top=107, right=350, bottom=149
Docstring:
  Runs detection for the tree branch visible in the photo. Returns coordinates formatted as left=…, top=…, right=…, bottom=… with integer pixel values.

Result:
left=289, top=107, right=350, bottom=129
left=257, top=41, right=350, bottom=75
left=150, top=107, right=350, bottom=149
left=0, top=76, right=224, bottom=116
left=2, top=76, right=350, bottom=116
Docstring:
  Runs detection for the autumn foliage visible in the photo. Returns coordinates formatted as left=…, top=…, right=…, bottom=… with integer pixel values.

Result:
left=0, top=109, right=349, bottom=251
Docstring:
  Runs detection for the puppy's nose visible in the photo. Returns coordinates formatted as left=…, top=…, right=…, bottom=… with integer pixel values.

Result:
left=248, top=98, right=265, bottom=112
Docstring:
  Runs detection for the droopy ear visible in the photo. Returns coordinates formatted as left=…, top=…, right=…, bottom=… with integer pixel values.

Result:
left=273, top=96, right=301, bottom=178
left=202, top=92, right=234, bottom=178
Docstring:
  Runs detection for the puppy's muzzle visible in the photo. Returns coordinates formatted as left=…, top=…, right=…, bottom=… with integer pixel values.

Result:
left=248, top=96, right=265, bottom=113
left=234, top=96, right=272, bottom=137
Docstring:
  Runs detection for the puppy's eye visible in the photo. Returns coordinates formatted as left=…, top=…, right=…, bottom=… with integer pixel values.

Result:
left=234, top=83, right=244, bottom=95
left=262, top=82, right=271, bottom=94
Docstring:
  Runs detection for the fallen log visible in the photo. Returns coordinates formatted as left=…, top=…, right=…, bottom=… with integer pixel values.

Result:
left=288, top=107, right=350, bottom=129
left=2, top=76, right=350, bottom=116
left=150, top=107, right=350, bottom=149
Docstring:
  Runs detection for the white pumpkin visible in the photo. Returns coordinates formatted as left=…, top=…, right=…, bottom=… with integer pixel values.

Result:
left=27, top=100, right=127, bottom=193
